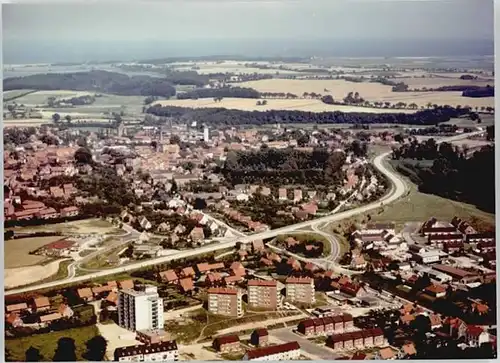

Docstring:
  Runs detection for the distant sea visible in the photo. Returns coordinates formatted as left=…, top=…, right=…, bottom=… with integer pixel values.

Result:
left=2, top=38, right=494, bottom=65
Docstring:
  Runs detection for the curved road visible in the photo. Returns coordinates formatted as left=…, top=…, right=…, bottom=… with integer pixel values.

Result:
left=5, top=132, right=480, bottom=295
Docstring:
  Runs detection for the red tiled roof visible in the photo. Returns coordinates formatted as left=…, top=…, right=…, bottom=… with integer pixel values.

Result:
left=246, top=341, right=300, bottom=360
left=248, top=280, right=277, bottom=287
left=208, top=287, right=239, bottom=295
left=6, top=303, right=28, bottom=312
left=214, top=334, right=239, bottom=345
left=159, top=270, right=179, bottom=282
left=467, top=325, right=485, bottom=337
left=118, top=280, right=134, bottom=289
left=286, top=277, right=313, bottom=284
left=180, top=278, right=194, bottom=291
left=33, top=297, right=50, bottom=308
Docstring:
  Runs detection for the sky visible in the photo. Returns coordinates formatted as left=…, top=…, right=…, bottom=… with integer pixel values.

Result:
left=2, top=0, right=495, bottom=63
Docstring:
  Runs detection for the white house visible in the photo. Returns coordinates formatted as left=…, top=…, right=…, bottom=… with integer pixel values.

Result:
left=114, top=341, right=178, bottom=362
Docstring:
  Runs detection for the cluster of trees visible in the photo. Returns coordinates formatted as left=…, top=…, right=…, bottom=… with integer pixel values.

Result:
left=175, top=86, right=260, bottom=100
left=222, top=148, right=346, bottom=186
left=146, top=104, right=473, bottom=126
left=116, top=65, right=209, bottom=86
left=6, top=335, right=108, bottom=362
left=4, top=71, right=177, bottom=98
left=260, top=92, right=299, bottom=99
left=47, top=95, right=96, bottom=107
left=343, top=91, right=365, bottom=104
left=462, top=85, right=495, bottom=98
left=4, top=127, right=38, bottom=146
left=392, top=139, right=495, bottom=212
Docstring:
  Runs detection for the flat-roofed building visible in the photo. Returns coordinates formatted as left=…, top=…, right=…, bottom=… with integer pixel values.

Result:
left=207, top=288, right=242, bottom=317
left=285, top=277, right=315, bottom=305
left=247, top=280, right=278, bottom=310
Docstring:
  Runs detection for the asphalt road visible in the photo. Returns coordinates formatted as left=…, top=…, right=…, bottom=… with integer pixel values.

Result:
left=5, top=132, right=480, bottom=296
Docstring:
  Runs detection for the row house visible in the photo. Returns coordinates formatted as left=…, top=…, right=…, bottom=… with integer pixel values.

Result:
left=213, top=335, right=240, bottom=353
left=326, top=328, right=385, bottom=352
left=427, top=233, right=463, bottom=245
left=297, top=314, right=354, bottom=337
left=114, top=341, right=179, bottom=362
left=244, top=341, right=301, bottom=361
left=466, top=233, right=495, bottom=244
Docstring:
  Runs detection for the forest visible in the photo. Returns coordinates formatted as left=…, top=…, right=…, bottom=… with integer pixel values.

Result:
left=146, top=104, right=473, bottom=126
left=176, top=86, right=261, bottom=99
left=392, top=138, right=495, bottom=213
left=221, top=148, right=346, bottom=186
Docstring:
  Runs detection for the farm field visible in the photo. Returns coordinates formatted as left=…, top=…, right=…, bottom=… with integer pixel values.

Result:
left=5, top=90, right=146, bottom=118
left=369, top=90, right=494, bottom=108
left=4, top=236, right=65, bottom=268
left=236, top=79, right=394, bottom=99
left=3, top=119, right=50, bottom=127
left=156, top=97, right=416, bottom=113
left=8, top=90, right=94, bottom=106
left=236, top=79, right=495, bottom=108
left=170, top=60, right=303, bottom=75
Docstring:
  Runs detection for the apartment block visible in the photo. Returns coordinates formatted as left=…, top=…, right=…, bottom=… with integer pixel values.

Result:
left=285, top=277, right=315, bottom=304
left=118, top=284, right=164, bottom=332
left=207, top=288, right=243, bottom=317
left=247, top=280, right=278, bottom=310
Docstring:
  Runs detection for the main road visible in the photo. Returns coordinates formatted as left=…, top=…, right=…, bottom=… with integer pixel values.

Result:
left=5, top=132, right=481, bottom=296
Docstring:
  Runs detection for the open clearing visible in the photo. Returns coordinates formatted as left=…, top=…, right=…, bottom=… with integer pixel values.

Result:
left=8, top=90, right=94, bottom=106
left=8, top=218, right=119, bottom=235
left=156, top=97, right=416, bottom=113
left=4, top=236, right=65, bottom=268
left=5, top=259, right=69, bottom=289
left=349, top=176, right=495, bottom=232
left=235, top=79, right=494, bottom=108
left=5, top=325, right=99, bottom=361
left=5, top=90, right=146, bottom=118
left=3, top=119, right=50, bottom=127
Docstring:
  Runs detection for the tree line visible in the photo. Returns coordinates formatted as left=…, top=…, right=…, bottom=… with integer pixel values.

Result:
left=4, top=70, right=177, bottom=98
left=176, top=86, right=261, bottom=99
left=146, top=104, right=473, bottom=126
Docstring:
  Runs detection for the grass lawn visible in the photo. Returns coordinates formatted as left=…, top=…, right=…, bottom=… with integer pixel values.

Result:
left=5, top=325, right=99, bottom=361
left=371, top=182, right=495, bottom=231
left=5, top=236, right=66, bottom=268
left=335, top=158, right=495, bottom=233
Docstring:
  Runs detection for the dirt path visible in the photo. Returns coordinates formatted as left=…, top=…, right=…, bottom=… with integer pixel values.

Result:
left=214, top=313, right=307, bottom=337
